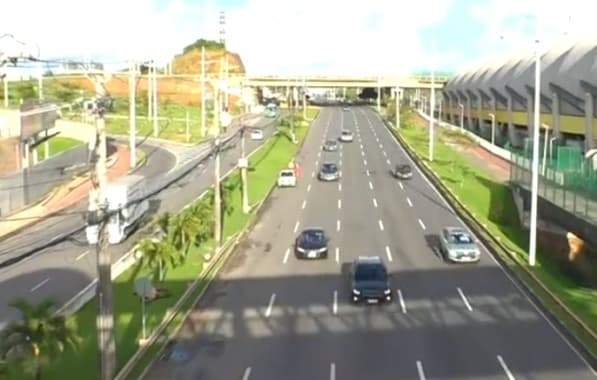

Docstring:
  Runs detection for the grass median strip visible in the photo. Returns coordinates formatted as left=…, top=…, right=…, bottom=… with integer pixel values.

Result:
left=35, top=137, right=82, bottom=159
left=10, top=108, right=318, bottom=380
left=391, top=117, right=597, bottom=356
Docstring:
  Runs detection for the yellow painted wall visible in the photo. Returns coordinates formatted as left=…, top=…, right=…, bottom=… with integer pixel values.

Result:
left=445, top=107, right=597, bottom=136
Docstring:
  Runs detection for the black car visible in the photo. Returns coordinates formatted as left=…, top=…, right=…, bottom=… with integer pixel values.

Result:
left=295, top=228, right=329, bottom=259
left=392, top=164, right=413, bottom=179
left=323, top=140, right=339, bottom=152
left=350, top=256, right=392, bottom=303
left=318, top=163, right=340, bottom=181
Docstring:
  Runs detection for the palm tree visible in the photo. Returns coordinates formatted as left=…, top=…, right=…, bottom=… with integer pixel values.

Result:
left=0, top=298, right=80, bottom=380
left=170, top=210, right=201, bottom=259
left=188, top=201, right=214, bottom=247
left=153, top=212, right=174, bottom=240
left=136, top=238, right=180, bottom=282
left=208, top=181, right=237, bottom=238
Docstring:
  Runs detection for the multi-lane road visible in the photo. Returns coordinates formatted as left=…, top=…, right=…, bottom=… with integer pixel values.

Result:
left=144, top=107, right=596, bottom=380
left=0, top=115, right=276, bottom=329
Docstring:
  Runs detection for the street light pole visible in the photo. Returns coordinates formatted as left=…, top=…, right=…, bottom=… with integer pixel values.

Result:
left=395, top=84, right=400, bottom=128
left=240, top=119, right=250, bottom=214
left=528, top=10, right=542, bottom=267
left=128, top=61, right=137, bottom=168
left=201, top=46, right=207, bottom=137
left=459, top=103, right=464, bottom=132
left=376, top=76, right=381, bottom=112
left=152, top=61, right=158, bottom=138
left=428, top=41, right=436, bottom=162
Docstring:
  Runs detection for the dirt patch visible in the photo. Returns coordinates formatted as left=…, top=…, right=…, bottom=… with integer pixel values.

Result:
left=0, top=137, right=19, bottom=174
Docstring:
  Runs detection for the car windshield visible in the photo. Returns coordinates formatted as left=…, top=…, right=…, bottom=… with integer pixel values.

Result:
left=396, top=165, right=411, bottom=172
left=342, top=131, right=351, bottom=135
left=321, top=164, right=337, bottom=173
left=354, top=263, right=387, bottom=282
left=302, top=230, right=325, bottom=245
left=449, top=232, right=473, bottom=244
left=280, top=171, right=294, bottom=177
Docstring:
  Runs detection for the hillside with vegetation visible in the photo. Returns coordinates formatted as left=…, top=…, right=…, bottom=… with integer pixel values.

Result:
left=172, top=38, right=245, bottom=75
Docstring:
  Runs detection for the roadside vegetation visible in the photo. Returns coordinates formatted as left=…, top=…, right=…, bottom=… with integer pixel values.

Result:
left=1, top=108, right=319, bottom=379
left=391, top=107, right=597, bottom=356
left=35, top=137, right=82, bottom=160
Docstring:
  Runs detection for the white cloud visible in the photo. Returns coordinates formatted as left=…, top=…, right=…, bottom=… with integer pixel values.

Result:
left=1, top=0, right=454, bottom=76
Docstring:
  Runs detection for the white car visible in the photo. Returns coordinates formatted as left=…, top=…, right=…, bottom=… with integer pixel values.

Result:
left=339, top=130, right=354, bottom=142
left=250, top=129, right=264, bottom=140
left=277, top=170, right=297, bottom=187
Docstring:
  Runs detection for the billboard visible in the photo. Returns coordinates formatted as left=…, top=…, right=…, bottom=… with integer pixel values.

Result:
left=20, top=100, right=59, bottom=141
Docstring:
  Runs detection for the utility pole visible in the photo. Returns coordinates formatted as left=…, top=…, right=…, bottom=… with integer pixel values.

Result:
left=224, top=53, right=229, bottom=110
left=213, top=59, right=223, bottom=255
left=291, top=87, right=297, bottom=143
left=37, top=61, right=43, bottom=100
left=429, top=41, right=436, bottom=162
left=152, top=61, right=158, bottom=137
left=395, top=84, right=401, bottom=128
left=240, top=116, right=249, bottom=213
left=201, top=46, right=207, bottom=137
left=2, top=76, right=7, bottom=108
left=376, top=77, right=381, bottom=112
left=129, top=61, right=137, bottom=168
left=147, top=63, right=153, bottom=122
left=302, top=77, right=307, bottom=120
left=89, top=74, right=116, bottom=380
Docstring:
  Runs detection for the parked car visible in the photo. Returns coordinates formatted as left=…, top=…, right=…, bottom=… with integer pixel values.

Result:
left=439, top=227, right=481, bottom=263
left=277, top=169, right=297, bottom=187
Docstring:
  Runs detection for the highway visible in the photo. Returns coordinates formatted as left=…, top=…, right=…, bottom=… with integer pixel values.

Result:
left=0, top=115, right=276, bottom=329
left=143, top=107, right=596, bottom=380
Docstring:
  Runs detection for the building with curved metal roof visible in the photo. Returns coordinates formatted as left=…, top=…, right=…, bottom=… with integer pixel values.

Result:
left=441, top=39, right=597, bottom=151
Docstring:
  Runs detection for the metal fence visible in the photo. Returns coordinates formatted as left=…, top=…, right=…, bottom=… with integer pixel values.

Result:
left=510, top=140, right=597, bottom=224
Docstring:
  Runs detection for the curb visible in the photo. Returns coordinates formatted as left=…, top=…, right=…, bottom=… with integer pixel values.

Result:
left=384, top=120, right=597, bottom=363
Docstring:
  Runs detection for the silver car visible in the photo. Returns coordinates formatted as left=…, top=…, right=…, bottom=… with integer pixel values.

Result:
left=318, top=163, right=340, bottom=181
left=439, top=227, right=481, bottom=263
left=339, top=130, right=354, bottom=142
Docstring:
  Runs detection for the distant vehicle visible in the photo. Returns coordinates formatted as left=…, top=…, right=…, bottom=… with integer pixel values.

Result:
left=392, top=164, right=413, bottom=179
left=350, top=256, right=392, bottom=304
left=250, top=129, right=264, bottom=140
left=295, top=228, right=329, bottom=259
left=343, top=107, right=350, bottom=111
left=265, top=103, right=277, bottom=118
left=85, top=174, right=149, bottom=245
left=322, top=139, right=338, bottom=152
left=277, top=169, right=297, bottom=187
left=318, top=162, right=340, bottom=182
left=339, top=130, right=354, bottom=142
left=439, top=227, right=481, bottom=263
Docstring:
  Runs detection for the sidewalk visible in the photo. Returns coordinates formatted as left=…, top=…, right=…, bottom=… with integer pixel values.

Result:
left=0, top=145, right=132, bottom=239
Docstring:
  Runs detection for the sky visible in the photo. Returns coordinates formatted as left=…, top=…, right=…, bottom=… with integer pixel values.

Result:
left=2, top=0, right=597, bottom=77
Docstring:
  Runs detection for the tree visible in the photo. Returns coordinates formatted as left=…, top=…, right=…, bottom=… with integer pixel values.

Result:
left=182, top=39, right=224, bottom=54
left=0, top=298, right=80, bottom=380
left=207, top=181, right=237, bottom=238
left=170, top=210, right=201, bottom=259
left=154, top=212, right=174, bottom=240
left=188, top=201, right=214, bottom=248
left=136, top=238, right=180, bottom=282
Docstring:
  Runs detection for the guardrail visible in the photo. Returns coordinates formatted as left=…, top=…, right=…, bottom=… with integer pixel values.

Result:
left=381, top=116, right=597, bottom=364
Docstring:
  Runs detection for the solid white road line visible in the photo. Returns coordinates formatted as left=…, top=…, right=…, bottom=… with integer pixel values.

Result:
left=373, top=198, right=378, bottom=208
left=265, top=293, right=276, bottom=317
left=242, top=367, right=252, bottom=380
left=293, top=221, right=300, bottom=233
left=333, top=291, right=338, bottom=315
left=397, top=289, right=407, bottom=314
left=330, top=362, right=336, bottom=380
left=457, top=287, right=473, bottom=311
left=368, top=181, right=373, bottom=190
left=385, top=245, right=393, bottom=262
left=30, top=278, right=50, bottom=293
left=399, top=181, right=404, bottom=190
left=338, top=199, right=342, bottom=209
left=283, top=248, right=290, bottom=264
left=302, top=200, right=307, bottom=209
left=335, top=247, right=339, bottom=263
left=307, top=184, right=312, bottom=192
left=338, top=183, right=342, bottom=191
left=337, top=220, right=341, bottom=232
left=416, top=360, right=426, bottom=380
left=497, top=355, right=516, bottom=380
left=418, top=219, right=426, bottom=230
left=378, top=219, right=385, bottom=231
left=407, top=197, right=413, bottom=207
left=75, top=250, right=90, bottom=261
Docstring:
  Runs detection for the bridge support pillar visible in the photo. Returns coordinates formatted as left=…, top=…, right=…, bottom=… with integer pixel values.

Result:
left=506, top=96, right=519, bottom=147
left=466, top=96, right=472, bottom=131
left=526, top=93, right=533, bottom=141
left=552, top=92, right=561, bottom=140
left=584, top=92, right=595, bottom=151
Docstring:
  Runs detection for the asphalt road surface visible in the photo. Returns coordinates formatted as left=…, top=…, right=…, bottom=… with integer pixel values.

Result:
left=0, top=116, right=276, bottom=329
left=143, top=107, right=596, bottom=380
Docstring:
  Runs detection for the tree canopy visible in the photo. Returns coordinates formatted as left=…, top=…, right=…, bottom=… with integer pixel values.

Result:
left=182, top=39, right=225, bottom=54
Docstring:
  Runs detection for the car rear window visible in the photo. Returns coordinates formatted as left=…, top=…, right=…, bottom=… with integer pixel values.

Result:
left=280, top=171, right=294, bottom=177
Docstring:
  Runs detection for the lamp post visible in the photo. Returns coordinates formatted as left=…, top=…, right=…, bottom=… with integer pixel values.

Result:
left=528, top=10, right=542, bottom=267
left=429, top=40, right=436, bottom=162
left=459, top=103, right=464, bottom=132
left=488, top=113, right=496, bottom=145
